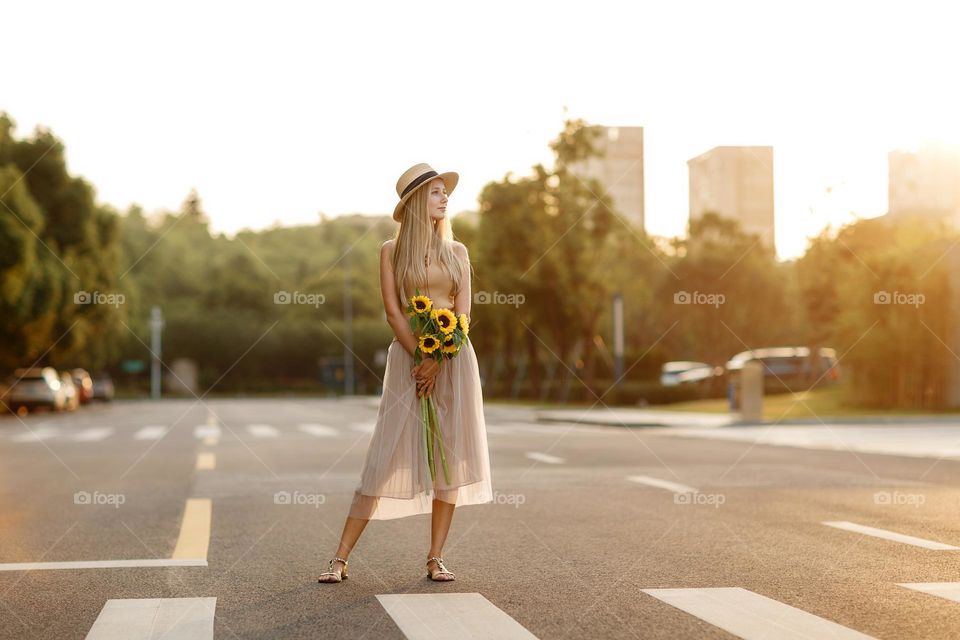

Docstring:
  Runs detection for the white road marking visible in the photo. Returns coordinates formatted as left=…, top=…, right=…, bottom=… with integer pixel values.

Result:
left=194, top=425, right=221, bottom=440
left=626, top=475, right=698, bottom=494
left=525, top=452, right=565, bottom=464
left=0, top=558, right=207, bottom=571
left=376, top=593, right=539, bottom=639
left=351, top=421, right=376, bottom=433
left=822, top=521, right=960, bottom=550
left=642, top=587, right=876, bottom=640
left=134, top=426, right=167, bottom=440
left=298, top=423, right=338, bottom=437
left=0, top=498, right=212, bottom=571
left=85, top=597, right=216, bottom=639
left=10, top=427, right=60, bottom=442
left=72, top=427, right=114, bottom=442
left=898, top=582, right=960, bottom=603
left=247, top=424, right=279, bottom=438
left=196, top=453, right=216, bottom=470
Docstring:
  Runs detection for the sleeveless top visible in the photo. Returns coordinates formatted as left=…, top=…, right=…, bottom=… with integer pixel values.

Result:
left=393, top=254, right=457, bottom=343
left=422, top=259, right=456, bottom=309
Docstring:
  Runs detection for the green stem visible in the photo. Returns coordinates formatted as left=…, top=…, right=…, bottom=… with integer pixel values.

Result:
left=427, top=397, right=452, bottom=485
left=423, top=396, right=437, bottom=481
left=420, top=395, right=430, bottom=488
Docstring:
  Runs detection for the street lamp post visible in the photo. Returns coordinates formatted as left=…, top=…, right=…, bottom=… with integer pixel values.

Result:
left=150, top=305, right=164, bottom=400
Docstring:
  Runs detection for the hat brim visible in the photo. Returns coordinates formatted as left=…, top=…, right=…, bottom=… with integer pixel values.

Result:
left=393, top=171, right=459, bottom=222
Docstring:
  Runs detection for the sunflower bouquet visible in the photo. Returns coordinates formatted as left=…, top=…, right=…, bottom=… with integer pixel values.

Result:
left=405, top=288, right=471, bottom=485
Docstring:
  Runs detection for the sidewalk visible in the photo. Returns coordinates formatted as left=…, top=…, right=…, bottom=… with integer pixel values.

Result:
left=536, top=407, right=733, bottom=428
left=536, top=406, right=960, bottom=428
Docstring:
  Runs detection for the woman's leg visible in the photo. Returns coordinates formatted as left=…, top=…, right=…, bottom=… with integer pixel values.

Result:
left=429, top=497, right=455, bottom=555
left=427, top=496, right=456, bottom=579
left=319, top=515, right=369, bottom=582
left=335, top=515, right=369, bottom=558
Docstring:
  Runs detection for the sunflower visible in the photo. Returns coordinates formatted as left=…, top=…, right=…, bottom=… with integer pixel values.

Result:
left=441, top=335, right=458, bottom=354
left=458, top=313, right=470, bottom=336
left=431, top=308, right=457, bottom=334
left=410, top=295, right=432, bottom=315
left=419, top=334, right=440, bottom=354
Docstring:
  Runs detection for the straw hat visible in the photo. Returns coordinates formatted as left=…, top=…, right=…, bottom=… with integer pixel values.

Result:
left=393, top=163, right=459, bottom=222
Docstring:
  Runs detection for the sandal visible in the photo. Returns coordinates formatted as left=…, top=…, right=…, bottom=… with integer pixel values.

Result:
left=426, top=556, right=455, bottom=581
left=317, top=557, right=349, bottom=583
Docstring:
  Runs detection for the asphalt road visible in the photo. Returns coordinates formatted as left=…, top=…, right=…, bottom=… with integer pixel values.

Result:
left=1, top=398, right=959, bottom=639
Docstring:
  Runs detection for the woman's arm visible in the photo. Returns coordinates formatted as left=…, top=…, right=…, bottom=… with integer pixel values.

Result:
left=380, top=241, right=418, bottom=358
left=452, top=242, right=471, bottom=318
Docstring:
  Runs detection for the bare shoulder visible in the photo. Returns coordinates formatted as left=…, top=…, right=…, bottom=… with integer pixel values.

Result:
left=380, top=239, right=396, bottom=257
left=451, top=240, right=469, bottom=259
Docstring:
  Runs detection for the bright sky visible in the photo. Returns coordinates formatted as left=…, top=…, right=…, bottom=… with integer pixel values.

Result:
left=4, top=1, right=958, bottom=259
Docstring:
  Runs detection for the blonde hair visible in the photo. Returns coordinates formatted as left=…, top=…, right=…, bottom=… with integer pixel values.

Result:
left=391, top=177, right=465, bottom=307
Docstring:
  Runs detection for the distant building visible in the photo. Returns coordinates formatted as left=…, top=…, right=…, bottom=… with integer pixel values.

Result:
left=687, top=146, right=775, bottom=253
left=888, top=142, right=960, bottom=226
left=569, top=126, right=645, bottom=229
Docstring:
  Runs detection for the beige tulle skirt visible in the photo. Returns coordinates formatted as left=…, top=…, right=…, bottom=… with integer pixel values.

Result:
left=348, top=336, right=493, bottom=520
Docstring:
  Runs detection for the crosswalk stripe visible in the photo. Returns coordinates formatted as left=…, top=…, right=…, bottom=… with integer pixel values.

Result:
left=72, top=427, right=114, bottom=442
left=351, top=421, right=376, bottom=433
left=196, top=453, right=216, bottom=470
left=525, top=452, right=565, bottom=464
left=822, top=521, right=960, bottom=550
left=627, top=475, right=698, bottom=494
left=10, top=427, right=59, bottom=442
left=85, top=597, right=216, bottom=639
left=193, top=425, right=221, bottom=440
left=898, top=582, right=960, bottom=603
left=134, top=426, right=167, bottom=440
left=247, top=424, right=279, bottom=438
left=298, top=423, right=338, bottom=437
left=642, top=587, right=876, bottom=640
left=376, top=593, right=538, bottom=639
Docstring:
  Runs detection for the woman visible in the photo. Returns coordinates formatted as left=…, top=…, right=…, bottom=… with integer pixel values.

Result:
left=318, top=163, right=493, bottom=584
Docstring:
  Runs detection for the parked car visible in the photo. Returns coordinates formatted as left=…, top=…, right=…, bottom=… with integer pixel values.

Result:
left=71, top=368, right=94, bottom=404
left=725, top=347, right=840, bottom=392
left=59, top=371, right=80, bottom=411
left=91, top=372, right=115, bottom=402
left=660, top=361, right=713, bottom=387
left=4, top=367, right=66, bottom=413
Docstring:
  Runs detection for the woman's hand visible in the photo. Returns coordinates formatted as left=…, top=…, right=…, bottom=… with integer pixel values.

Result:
left=412, top=359, right=441, bottom=398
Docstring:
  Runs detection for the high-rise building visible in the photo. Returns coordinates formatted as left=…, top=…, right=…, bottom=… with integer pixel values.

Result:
left=569, top=126, right=645, bottom=229
left=888, top=142, right=960, bottom=226
left=687, top=146, right=775, bottom=252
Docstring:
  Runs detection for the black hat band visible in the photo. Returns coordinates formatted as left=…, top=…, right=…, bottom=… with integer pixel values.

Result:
left=400, top=170, right=439, bottom=198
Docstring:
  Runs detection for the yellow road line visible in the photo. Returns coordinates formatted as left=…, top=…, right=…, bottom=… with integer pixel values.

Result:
left=172, top=498, right=212, bottom=560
